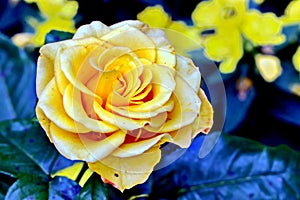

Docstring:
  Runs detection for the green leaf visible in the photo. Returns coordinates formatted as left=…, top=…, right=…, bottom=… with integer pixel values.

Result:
left=0, top=173, right=16, bottom=200
left=49, top=177, right=81, bottom=200
left=79, top=173, right=144, bottom=200
left=0, top=33, right=36, bottom=121
left=5, top=176, right=48, bottom=200
left=0, top=120, right=74, bottom=177
left=79, top=173, right=109, bottom=200
left=0, top=180, right=10, bottom=200
left=5, top=176, right=80, bottom=200
left=151, top=134, right=300, bottom=199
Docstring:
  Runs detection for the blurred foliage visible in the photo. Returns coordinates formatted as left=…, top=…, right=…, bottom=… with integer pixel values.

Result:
left=0, top=33, right=36, bottom=121
left=0, top=0, right=300, bottom=199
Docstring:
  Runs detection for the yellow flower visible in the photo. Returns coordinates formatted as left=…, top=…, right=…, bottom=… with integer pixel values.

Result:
left=137, top=5, right=202, bottom=55
left=282, top=0, right=300, bottom=25
left=192, top=0, right=246, bottom=30
left=192, top=0, right=285, bottom=73
left=137, top=5, right=170, bottom=28
left=290, top=83, right=300, bottom=97
left=253, top=0, right=264, bottom=4
left=241, top=11, right=285, bottom=45
left=255, top=54, right=282, bottom=82
left=11, top=33, right=33, bottom=48
left=205, top=28, right=243, bottom=73
left=293, top=46, right=300, bottom=72
left=35, top=20, right=213, bottom=191
left=24, top=0, right=78, bottom=46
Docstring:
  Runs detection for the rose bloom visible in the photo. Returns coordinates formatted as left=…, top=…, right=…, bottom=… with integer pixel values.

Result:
left=36, top=20, right=213, bottom=191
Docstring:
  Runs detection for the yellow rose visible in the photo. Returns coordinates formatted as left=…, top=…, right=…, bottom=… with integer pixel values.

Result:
left=35, top=20, right=213, bottom=191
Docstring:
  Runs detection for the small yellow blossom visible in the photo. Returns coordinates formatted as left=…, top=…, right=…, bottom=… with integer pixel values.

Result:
left=137, top=5, right=170, bottom=28
left=192, top=0, right=246, bottom=31
left=205, top=28, right=243, bottom=73
left=293, top=46, right=300, bottom=72
left=290, top=83, right=300, bottom=97
left=137, top=5, right=202, bottom=55
left=253, top=0, right=264, bottom=4
left=282, top=0, right=300, bottom=25
left=192, top=0, right=285, bottom=73
left=23, top=0, right=78, bottom=46
left=241, top=11, right=285, bottom=45
left=11, top=33, right=33, bottom=48
left=255, top=54, right=282, bottom=82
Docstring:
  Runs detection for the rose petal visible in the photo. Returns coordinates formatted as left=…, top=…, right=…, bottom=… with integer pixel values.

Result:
left=39, top=37, right=105, bottom=98
left=39, top=38, right=98, bottom=95
left=107, top=97, right=174, bottom=119
left=131, top=66, right=152, bottom=98
left=158, top=72, right=201, bottom=132
left=40, top=37, right=102, bottom=61
left=163, top=89, right=213, bottom=148
left=114, top=65, right=175, bottom=113
left=169, top=89, right=213, bottom=147
left=63, top=84, right=119, bottom=133
left=96, top=46, right=142, bottom=73
left=109, top=20, right=147, bottom=30
left=88, top=147, right=161, bottom=192
left=60, top=45, right=102, bottom=98
left=107, top=65, right=175, bottom=119
left=117, top=65, right=141, bottom=98
left=106, top=90, right=129, bottom=107
left=73, top=21, right=111, bottom=39
left=145, top=28, right=176, bottom=68
left=36, top=106, right=52, bottom=140
left=50, top=123, right=126, bottom=162
left=191, top=88, right=214, bottom=136
left=86, top=70, right=120, bottom=102
left=110, top=20, right=176, bottom=69
left=129, top=84, right=152, bottom=102
left=149, top=111, right=168, bottom=129
left=54, top=48, right=69, bottom=94
left=112, top=133, right=171, bottom=157
left=36, top=56, right=54, bottom=97
left=169, top=125, right=193, bottom=148
left=175, top=55, right=201, bottom=92
left=37, top=78, right=90, bottom=133
left=101, top=23, right=156, bottom=62
left=93, top=101, right=149, bottom=130
left=108, top=67, right=153, bottom=107
left=81, top=91, right=101, bottom=120
left=114, top=74, right=127, bottom=96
